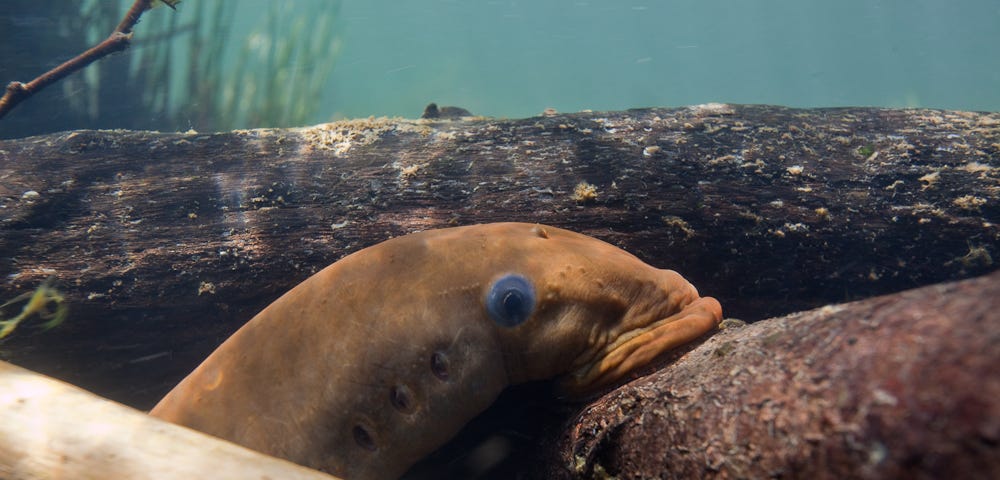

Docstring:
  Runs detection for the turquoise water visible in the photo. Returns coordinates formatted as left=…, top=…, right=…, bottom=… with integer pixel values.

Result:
left=1, top=0, right=999, bottom=137
left=327, top=0, right=1000, bottom=119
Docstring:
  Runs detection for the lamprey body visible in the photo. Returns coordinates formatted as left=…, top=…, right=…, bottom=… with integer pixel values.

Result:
left=150, top=223, right=722, bottom=479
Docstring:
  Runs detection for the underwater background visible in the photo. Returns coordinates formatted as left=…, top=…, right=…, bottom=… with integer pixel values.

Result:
left=1, top=3, right=999, bottom=479
left=2, top=0, right=999, bottom=137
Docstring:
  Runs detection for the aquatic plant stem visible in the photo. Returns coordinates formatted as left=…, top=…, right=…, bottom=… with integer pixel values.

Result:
left=0, top=0, right=173, bottom=120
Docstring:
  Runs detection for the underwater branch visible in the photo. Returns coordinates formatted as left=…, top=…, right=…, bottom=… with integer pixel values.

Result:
left=0, top=0, right=178, bottom=120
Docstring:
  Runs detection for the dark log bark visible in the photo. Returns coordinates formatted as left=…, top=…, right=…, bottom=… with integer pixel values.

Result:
left=0, top=104, right=997, bottom=411
left=527, top=270, right=1000, bottom=480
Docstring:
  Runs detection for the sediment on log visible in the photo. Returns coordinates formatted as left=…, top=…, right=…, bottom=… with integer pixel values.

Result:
left=527, top=270, right=1000, bottom=480
left=0, top=104, right=997, bottom=410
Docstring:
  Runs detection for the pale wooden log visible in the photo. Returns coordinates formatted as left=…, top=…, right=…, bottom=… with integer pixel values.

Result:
left=0, top=360, right=342, bottom=480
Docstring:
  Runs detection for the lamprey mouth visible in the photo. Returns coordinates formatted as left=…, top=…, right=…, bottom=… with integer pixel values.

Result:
left=560, top=296, right=722, bottom=396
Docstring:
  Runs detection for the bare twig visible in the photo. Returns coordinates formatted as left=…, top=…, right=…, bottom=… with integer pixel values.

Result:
left=0, top=0, right=176, bottom=120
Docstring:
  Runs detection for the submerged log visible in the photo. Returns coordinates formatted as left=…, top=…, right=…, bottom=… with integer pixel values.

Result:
left=0, top=360, right=342, bottom=480
left=524, top=270, right=1000, bottom=480
left=0, top=104, right=997, bottom=409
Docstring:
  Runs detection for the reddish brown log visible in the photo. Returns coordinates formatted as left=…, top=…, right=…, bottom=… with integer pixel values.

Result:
left=526, top=270, right=1000, bottom=480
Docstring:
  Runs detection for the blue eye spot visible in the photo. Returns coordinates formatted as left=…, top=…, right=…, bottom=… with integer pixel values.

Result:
left=485, top=274, right=536, bottom=328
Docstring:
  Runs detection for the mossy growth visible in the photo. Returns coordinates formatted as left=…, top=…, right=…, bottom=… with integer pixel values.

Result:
left=0, top=280, right=68, bottom=341
left=857, top=144, right=876, bottom=158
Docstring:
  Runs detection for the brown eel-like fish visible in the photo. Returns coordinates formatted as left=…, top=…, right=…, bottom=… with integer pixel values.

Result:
left=150, top=222, right=722, bottom=479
